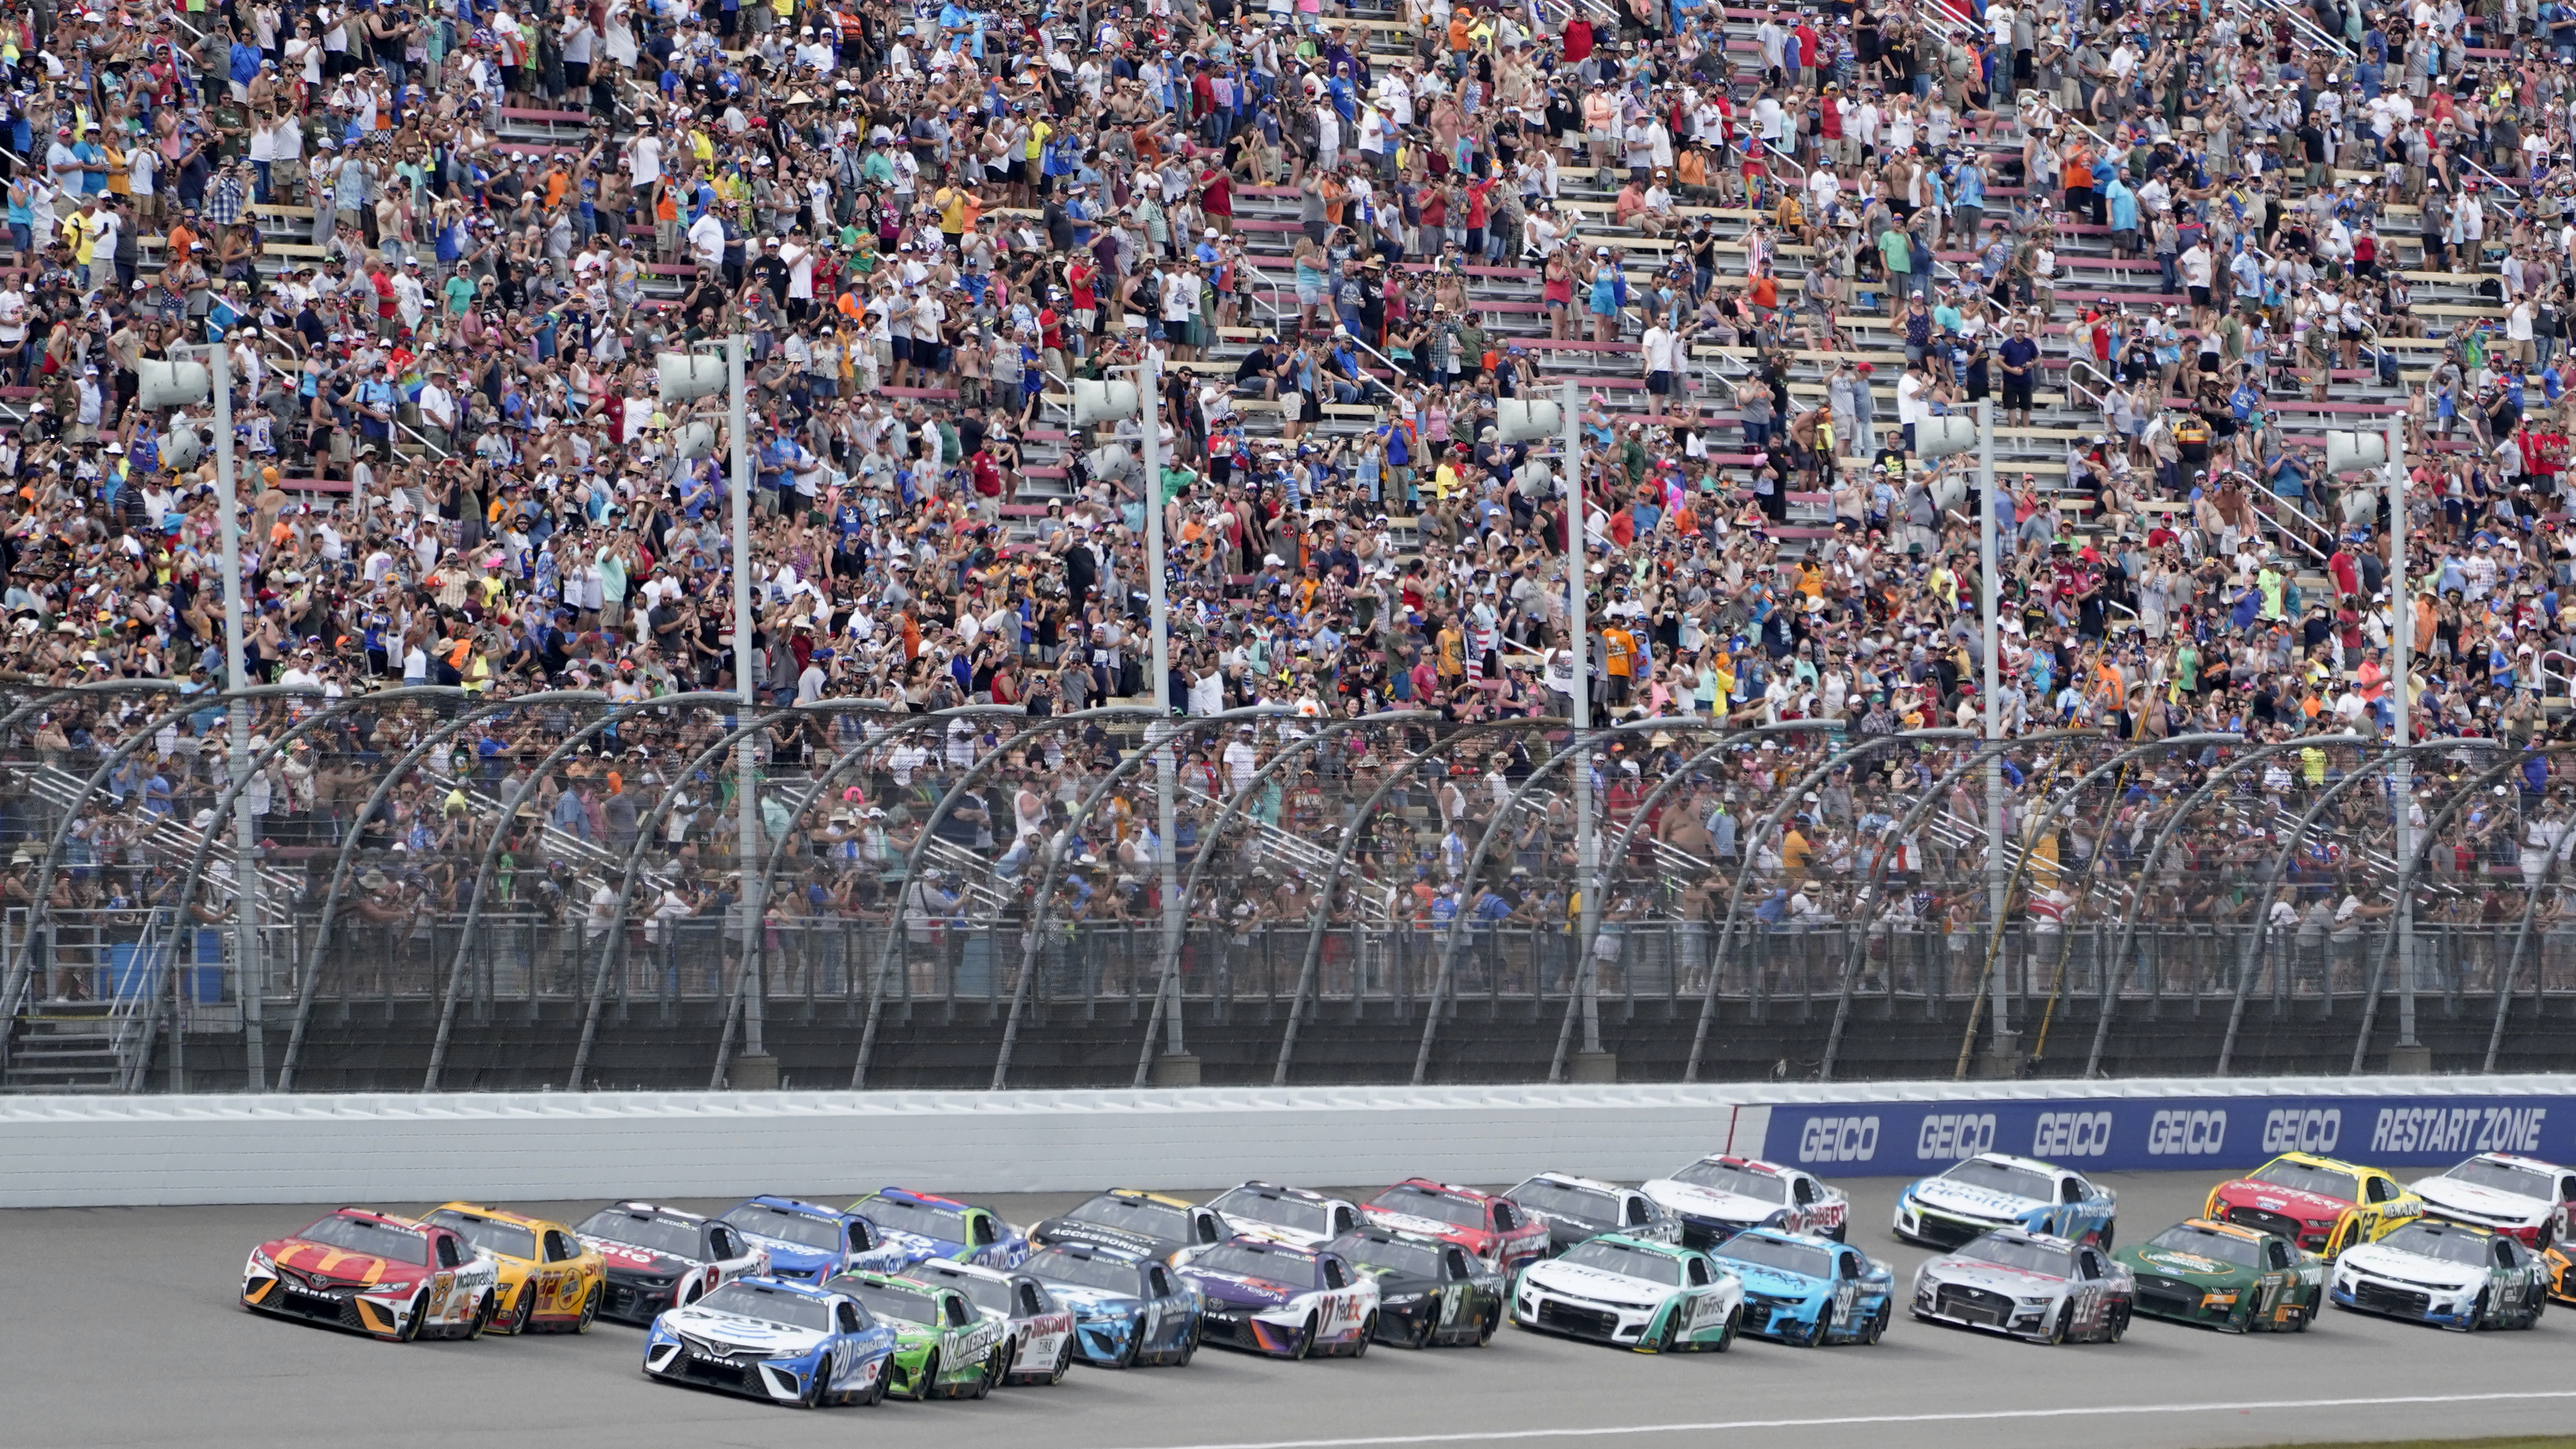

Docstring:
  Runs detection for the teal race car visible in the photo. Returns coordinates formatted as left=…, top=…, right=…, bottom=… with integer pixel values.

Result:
left=1510, top=1233, right=1743, bottom=1352
left=824, top=1270, right=1009, bottom=1400
left=1707, top=1227, right=1893, bottom=1346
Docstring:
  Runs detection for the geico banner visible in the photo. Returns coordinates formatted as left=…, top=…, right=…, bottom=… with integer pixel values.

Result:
left=1761, top=1094, right=2564, bottom=1175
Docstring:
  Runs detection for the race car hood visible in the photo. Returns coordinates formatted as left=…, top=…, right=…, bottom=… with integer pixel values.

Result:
left=2414, top=1178, right=2549, bottom=1223
left=1642, top=1180, right=1783, bottom=1227
left=1907, top=1178, right=2046, bottom=1223
left=1179, top=1269, right=1306, bottom=1310
left=873, top=1227, right=973, bottom=1263
left=661, top=1305, right=828, bottom=1357
left=2213, top=1181, right=2353, bottom=1219
left=1218, top=1217, right=1333, bottom=1249
left=1716, top=1261, right=1824, bottom=1299
left=1033, top=1217, right=1182, bottom=1261
left=1350, top=1264, right=1438, bottom=1297
left=1030, top=1281, right=1141, bottom=1317
left=582, top=1238, right=697, bottom=1276
left=738, top=1234, right=835, bottom=1271
left=1921, top=1257, right=2070, bottom=1295
left=2337, top=1242, right=2486, bottom=1291
left=2118, top=1247, right=2255, bottom=1286
left=266, top=1239, right=416, bottom=1288
left=1361, top=1209, right=1489, bottom=1247
left=1518, top=1259, right=1671, bottom=1310
left=1523, top=1208, right=1617, bottom=1245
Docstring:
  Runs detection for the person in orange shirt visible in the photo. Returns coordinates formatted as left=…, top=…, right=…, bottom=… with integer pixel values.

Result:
left=1601, top=622, right=1636, bottom=708
left=2061, top=146, right=2096, bottom=226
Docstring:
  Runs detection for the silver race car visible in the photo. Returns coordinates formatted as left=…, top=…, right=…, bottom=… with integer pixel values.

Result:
left=1910, top=1228, right=2134, bottom=1344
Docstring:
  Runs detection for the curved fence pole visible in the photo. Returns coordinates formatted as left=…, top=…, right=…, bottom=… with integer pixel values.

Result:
left=277, top=689, right=604, bottom=1090
left=2486, top=768, right=2576, bottom=1074
left=1686, top=727, right=1975, bottom=1082
left=1272, top=717, right=1559, bottom=1086
left=2217, top=739, right=2486, bottom=1076
left=1550, top=721, right=1814, bottom=1082
left=1819, top=730, right=2100, bottom=1082
left=1132, top=710, right=1433, bottom=1088
left=421, top=690, right=745, bottom=1091
left=1411, top=716, right=1694, bottom=1086
left=853, top=706, right=1156, bottom=1088
left=2347, top=740, right=2539, bottom=1073
left=2083, top=733, right=2367, bottom=1079
left=994, top=706, right=1288, bottom=1090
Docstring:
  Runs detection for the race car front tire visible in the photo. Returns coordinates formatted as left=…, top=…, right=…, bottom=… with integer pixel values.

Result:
left=2463, top=1290, right=2490, bottom=1332
left=505, top=1283, right=536, bottom=1334
left=1648, top=1311, right=1678, bottom=1354
left=2043, top=1303, right=2072, bottom=1346
left=1712, top=1303, right=1739, bottom=1351
left=912, top=1351, right=939, bottom=1399
left=462, top=1293, right=495, bottom=1341
left=396, top=1291, right=427, bottom=1343
left=1046, top=1336, right=1073, bottom=1383
left=801, top=1356, right=831, bottom=1409
left=1111, top=1328, right=1140, bottom=1370
left=1292, top=1313, right=1318, bottom=1361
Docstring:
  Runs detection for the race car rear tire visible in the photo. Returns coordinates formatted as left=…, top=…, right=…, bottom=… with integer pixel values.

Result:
left=574, top=1282, right=600, bottom=1334
left=969, top=1349, right=995, bottom=1400
left=1476, top=1308, right=1497, bottom=1346
left=2289, top=1298, right=2311, bottom=1333
left=1173, top=1321, right=1197, bottom=1368
left=2103, top=1303, right=2128, bottom=1344
left=1351, top=1314, right=1374, bottom=1358
left=1827, top=1223, right=1847, bottom=1243
left=802, top=1356, right=831, bottom=1409
left=1861, top=1302, right=1888, bottom=1345
left=2524, top=1297, right=2546, bottom=1331
left=993, top=1337, right=1019, bottom=1386
left=856, top=1362, right=884, bottom=1406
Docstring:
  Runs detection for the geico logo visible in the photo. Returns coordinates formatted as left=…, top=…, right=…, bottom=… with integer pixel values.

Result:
left=2032, top=1111, right=2115, bottom=1158
left=2147, top=1109, right=2228, bottom=1156
left=1798, top=1115, right=1881, bottom=1164
left=1916, top=1113, right=1998, bottom=1160
left=2260, top=1108, right=2343, bottom=1155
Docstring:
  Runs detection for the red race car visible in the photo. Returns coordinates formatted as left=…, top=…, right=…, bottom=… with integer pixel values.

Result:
left=242, top=1208, right=504, bottom=1341
left=1357, top=1179, right=1552, bottom=1272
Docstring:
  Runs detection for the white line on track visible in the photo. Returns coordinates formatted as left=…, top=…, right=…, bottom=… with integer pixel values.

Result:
left=1090, top=1390, right=2576, bottom=1449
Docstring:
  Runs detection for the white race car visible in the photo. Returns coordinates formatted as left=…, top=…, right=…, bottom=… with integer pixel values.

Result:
left=2331, top=1220, right=2549, bottom=1331
left=1205, top=1181, right=1363, bottom=1249
left=1511, top=1234, right=1743, bottom=1352
left=1910, top=1229, right=2133, bottom=1344
left=901, top=1259, right=1078, bottom=1386
left=1894, top=1153, right=2117, bottom=1249
left=2409, top=1153, right=2576, bottom=1248
left=1639, top=1154, right=1850, bottom=1244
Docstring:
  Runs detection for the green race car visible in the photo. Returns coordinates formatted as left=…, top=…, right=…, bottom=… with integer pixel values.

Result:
left=2113, top=1218, right=2324, bottom=1333
left=1509, top=1234, right=1744, bottom=1352
left=824, top=1270, right=1010, bottom=1399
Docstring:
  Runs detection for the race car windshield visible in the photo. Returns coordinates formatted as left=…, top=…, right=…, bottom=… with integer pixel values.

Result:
left=577, top=1210, right=704, bottom=1260
left=2381, top=1225, right=2495, bottom=1267
left=296, top=1214, right=430, bottom=1266
left=1715, top=1236, right=1834, bottom=1279
left=1026, top=1247, right=1142, bottom=1296
left=2143, top=1226, right=2263, bottom=1267
left=2248, top=1160, right=2361, bottom=1202
left=700, top=1282, right=835, bottom=1332
left=422, top=1210, right=535, bottom=1262
left=1329, top=1233, right=1446, bottom=1279
left=1209, top=1187, right=1334, bottom=1236
left=1507, top=1178, right=1619, bottom=1221
left=855, top=1197, right=968, bottom=1241
left=1668, top=1161, right=1789, bottom=1203
left=2444, top=1158, right=2555, bottom=1197
left=1186, top=1244, right=1320, bottom=1286
left=1556, top=1239, right=1682, bottom=1285
left=1954, top=1238, right=2074, bottom=1277
left=845, top=1283, right=943, bottom=1325
left=1368, top=1185, right=1487, bottom=1228
left=933, top=1273, right=1016, bottom=1316
left=1942, top=1160, right=2055, bottom=1202
left=1067, top=1193, right=1194, bottom=1238
left=724, top=1205, right=842, bottom=1251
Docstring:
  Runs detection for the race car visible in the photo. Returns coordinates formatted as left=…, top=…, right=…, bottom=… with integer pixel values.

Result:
left=843, top=1188, right=1030, bottom=1270
left=1706, top=1227, right=1892, bottom=1346
left=1326, top=1227, right=1506, bottom=1348
left=1031, top=1188, right=1228, bottom=1261
left=2330, top=1219, right=2549, bottom=1331
left=242, top=1208, right=503, bottom=1341
left=823, top=1270, right=1009, bottom=1400
left=1174, top=1238, right=1380, bottom=1359
left=2204, top=1153, right=2424, bottom=1259
left=1909, top=1228, right=2133, bottom=1344
left=1512, top=1234, right=1742, bottom=1352
left=1503, top=1172, right=1682, bottom=1253
left=904, top=1259, right=1077, bottom=1386
left=1360, top=1178, right=1553, bottom=1272
left=1205, top=1181, right=1363, bottom=1249
left=1020, top=1239, right=1202, bottom=1368
left=1894, top=1153, right=2117, bottom=1249
left=718, top=1197, right=908, bottom=1282
left=574, top=1201, right=769, bottom=1326
left=2409, top=1153, right=2576, bottom=1247
left=2112, top=1218, right=2324, bottom=1333
left=1640, top=1155, right=1850, bottom=1244
left=641, top=1277, right=896, bottom=1408
left=421, top=1202, right=605, bottom=1333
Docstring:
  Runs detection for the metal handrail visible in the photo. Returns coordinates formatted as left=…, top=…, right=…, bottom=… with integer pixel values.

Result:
left=2064, top=357, right=2116, bottom=413
left=2217, top=467, right=2333, bottom=562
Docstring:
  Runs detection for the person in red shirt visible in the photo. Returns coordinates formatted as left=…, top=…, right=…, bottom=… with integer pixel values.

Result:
left=2327, top=539, right=2359, bottom=600
left=1562, top=14, right=1593, bottom=64
left=1197, top=165, right=1233, bottom=234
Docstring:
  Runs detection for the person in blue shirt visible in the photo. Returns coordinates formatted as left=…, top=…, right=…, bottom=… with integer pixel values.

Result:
left=2105, top=176, right=2140, bottom=258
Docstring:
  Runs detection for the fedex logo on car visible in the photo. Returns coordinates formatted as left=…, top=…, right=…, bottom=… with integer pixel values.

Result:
left=2031, top=1111, right=2114, bottom=1159
left=1798, top=1116, right=1880, bottom=1164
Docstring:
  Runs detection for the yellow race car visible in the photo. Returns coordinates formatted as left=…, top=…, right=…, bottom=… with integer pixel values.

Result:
left=423, top=1203, right=604, bottom=1333
left=2205, top=1154, right=2426, bottom=1259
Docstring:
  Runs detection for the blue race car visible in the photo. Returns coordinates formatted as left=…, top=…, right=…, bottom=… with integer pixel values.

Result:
left=1893, top=1153, right=2118, bottom=1250
left=1707, top=1227, right=1893, bottom=1345
left=718, top=1197, right=909, bottom=1283
left=1021, top=1240, right=1202, bottom=1368
left=843, top=1188, right=1031, bottom=1270
left=642, top=1277, right=896, bottom=1408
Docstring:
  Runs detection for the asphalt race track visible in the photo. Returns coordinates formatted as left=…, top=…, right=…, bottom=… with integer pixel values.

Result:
left=9, top=1172, right=2567, bottom=1449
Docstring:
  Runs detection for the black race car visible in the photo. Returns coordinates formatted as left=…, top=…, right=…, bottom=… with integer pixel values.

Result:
left=1503, top=1172, right=1684, bottom=1254
left=1326, top=1227, right=1505, bottom=1348
left=573, top=1201, right=769, bottom=1325
left=1030, top=1189, right=1227, bottom=1262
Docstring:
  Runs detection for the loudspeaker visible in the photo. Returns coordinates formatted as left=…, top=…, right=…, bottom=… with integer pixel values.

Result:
left=138, top=359, right=210, bottom=409
left=655, top=353, right=726, bottom=403
left=1929, top=471, right=1968, bottom=519
left=1072, top=379, right=1142, bottom=427
left=1495, top=398, right=1562, bottom=443
left=1087, top=442, right=1138, bottom=483
left=1915, top=414, right=1978, bottom=460
left=160, top=423, right=204, bottom=471
left=2325, top=430, right=2389, bottom=476
left=674, top=420, right=717, bottom=460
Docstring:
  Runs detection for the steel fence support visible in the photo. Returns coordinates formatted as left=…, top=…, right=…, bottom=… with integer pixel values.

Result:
left=2486, top=770, right=2576, bottom=1073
